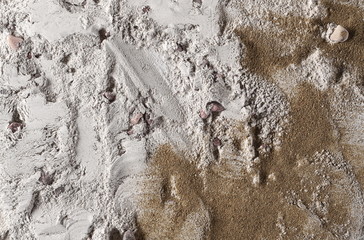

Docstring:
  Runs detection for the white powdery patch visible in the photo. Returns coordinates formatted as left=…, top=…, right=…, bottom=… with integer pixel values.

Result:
left=274, top=49, right=337, bottom=92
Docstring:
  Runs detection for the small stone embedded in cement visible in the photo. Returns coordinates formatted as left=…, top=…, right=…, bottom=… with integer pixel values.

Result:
left=199, top=109, right=209, bottom=119
left=7, top=35, right=23, bottom=50
left=39, top=170, right=54, bottom=185
left=130, top=113, right=143, bottom=125
left=103, top=91, right=116, bottom=102
left=8, top=122, right=23, bottom=133
left=329, top=25, right=349, bottom=43
left=123, top=230, right=136, bottom=240
left=208, top=101, right=225, bottom=112
left=142, top=5, right=151, bottom=14
left=212, top=137, right=222, bottom=146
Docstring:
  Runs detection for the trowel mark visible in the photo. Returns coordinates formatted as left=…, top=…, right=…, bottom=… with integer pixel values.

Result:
left=106, top=39, right=184, bottom=123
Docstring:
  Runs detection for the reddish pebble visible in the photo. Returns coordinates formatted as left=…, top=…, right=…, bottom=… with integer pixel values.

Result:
left=199, top=109, right=209, bottom=119
left=103, top=91, right=116, bottom=102
left=7, top=35, right=23, bottom=50
left=209, top=102, right=225, bottom=112
left=130, top=113, right=143, bottom=125
left=8, top=122, right=23, bottom=133
left=127, top=129, right=134, bottom=135
left=212, top=137, right=222, bottom=146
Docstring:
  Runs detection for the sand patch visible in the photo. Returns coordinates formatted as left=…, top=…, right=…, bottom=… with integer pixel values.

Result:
left=136, top=83, right=361, bottom=239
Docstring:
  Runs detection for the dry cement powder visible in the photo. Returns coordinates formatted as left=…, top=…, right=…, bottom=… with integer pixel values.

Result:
left=0, top=0, right=364, bottom=239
